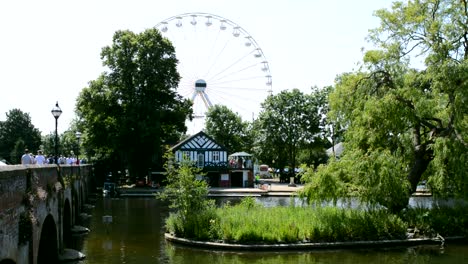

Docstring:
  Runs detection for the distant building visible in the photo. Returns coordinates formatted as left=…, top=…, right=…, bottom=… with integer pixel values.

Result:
left=170, top=131, right=229, bottom=187
left=169, top=131, right=254, bottom=187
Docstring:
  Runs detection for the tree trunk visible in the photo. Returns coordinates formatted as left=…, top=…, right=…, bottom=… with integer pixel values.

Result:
left=407, top=148, right=432, bottom=193
left=392, top=126, right=433, bottom=213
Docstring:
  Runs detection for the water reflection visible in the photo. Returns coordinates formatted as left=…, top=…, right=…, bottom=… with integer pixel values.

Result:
left=165, top=243, right=468, bottom=264
left=74, top=197, right=468, bottom=264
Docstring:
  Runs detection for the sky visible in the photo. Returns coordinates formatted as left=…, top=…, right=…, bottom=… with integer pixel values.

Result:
left=0, top=0, right=394, bottom=135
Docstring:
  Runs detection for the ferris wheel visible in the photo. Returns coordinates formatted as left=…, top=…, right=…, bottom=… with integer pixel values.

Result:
left=155, top=12, right=272, bottom=134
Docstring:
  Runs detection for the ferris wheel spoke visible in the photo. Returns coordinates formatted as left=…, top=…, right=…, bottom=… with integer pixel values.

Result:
left=209, top=85, right=271, bottom=92
left=209, top=63, right=262, bottom=84
left=156, top=12, right=272, bottom=132
left=204, top=36, right=232, bottom=78
left=207, top=89, right=263, bottom=119
left=208, top=85, right=267, bottom=104
left=211, top=75, right=267, bottom=84
left=206, top=49, right=256, bottom=81
left=179, top=89, right=194, bottom=99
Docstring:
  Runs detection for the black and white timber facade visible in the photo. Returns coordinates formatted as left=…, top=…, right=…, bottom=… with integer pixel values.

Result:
left=170, top=131, right=254, bottom=187
left=170, top=131, right=229, bottom=170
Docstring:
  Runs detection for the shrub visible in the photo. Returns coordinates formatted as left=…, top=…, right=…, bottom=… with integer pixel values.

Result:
left=402, top=203, right=468, bottom=237
left=158, top=150, right=215, bottom=239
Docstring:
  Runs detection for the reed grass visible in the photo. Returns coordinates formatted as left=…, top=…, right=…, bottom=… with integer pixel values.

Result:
left=165, top=197, right=408, bottom=243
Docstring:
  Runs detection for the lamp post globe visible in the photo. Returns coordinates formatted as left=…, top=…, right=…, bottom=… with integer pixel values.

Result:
left=51, top=102, right=62, bottom=164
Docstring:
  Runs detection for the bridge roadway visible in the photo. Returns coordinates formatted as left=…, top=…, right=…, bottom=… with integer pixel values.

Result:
left=0, top=164, right=92, bottom=264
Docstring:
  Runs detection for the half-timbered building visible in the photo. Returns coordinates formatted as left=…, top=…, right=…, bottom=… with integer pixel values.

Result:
left=170, top=131, right=230, bottom=187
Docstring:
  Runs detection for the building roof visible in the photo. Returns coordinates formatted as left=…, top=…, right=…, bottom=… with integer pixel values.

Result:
left=170, top=131, right=228, bottom=152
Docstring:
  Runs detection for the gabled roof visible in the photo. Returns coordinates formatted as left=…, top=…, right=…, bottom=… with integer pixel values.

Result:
left=170, top=131, right=228, bottom=152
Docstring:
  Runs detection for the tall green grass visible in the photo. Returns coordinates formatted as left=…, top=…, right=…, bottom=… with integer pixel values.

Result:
left=165, top=197, right=408, bottom=243
left=214, top=204, right=406, bottom=243
left=165, top=197, right=468, bottom=244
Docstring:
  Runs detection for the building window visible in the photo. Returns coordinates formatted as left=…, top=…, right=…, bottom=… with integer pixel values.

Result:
left=197, top=153, right=204, bottom=168
left=182, top=151, right=190, bottom=161
left=212, top=151, right=219, bottom=162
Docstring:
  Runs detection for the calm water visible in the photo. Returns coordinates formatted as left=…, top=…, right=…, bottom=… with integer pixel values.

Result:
left=73, top=197, right=468, bottom=264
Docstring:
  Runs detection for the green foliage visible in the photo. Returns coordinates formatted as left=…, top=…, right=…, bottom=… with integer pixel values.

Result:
left=238, top=196, right=260, bottom=210
left=159, top=150, right=216, bottom=238
left=303, top=149, right=411, bottom=212
left=167, top=196, right=411, bottom=244
left=11, top=139, right=26, bottom=164
left=165, top=207, right=218, bottom=240
left=76, top=28, right=192, bottom=179
left=401, top=203, right=468, bottom=237
left=187, top=204, right=407, bottom=243
left=0, top=109, right=41, bottom=164
left=301, top=0, right=468, bottom=213
left=254, top=88, right=322, bottom=173
left=205, top=105, right=248, bottom=152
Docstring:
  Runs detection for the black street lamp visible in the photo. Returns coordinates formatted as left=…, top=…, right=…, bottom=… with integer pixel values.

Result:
left=51, top=102, right=62, bottom=164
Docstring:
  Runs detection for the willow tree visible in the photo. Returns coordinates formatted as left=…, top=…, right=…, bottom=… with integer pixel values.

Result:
left=301, top=0, right=468, bottom=212
left=76, top=29, right=192, bottom=180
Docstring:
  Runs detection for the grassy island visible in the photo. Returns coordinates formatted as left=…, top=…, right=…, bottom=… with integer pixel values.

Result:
left=164, top=196, right=468, bottom=244
left=159, top=152, right=467, bottom=246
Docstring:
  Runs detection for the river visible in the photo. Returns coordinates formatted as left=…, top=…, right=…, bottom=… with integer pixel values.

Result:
left=72, top=196, right=468, bottom=264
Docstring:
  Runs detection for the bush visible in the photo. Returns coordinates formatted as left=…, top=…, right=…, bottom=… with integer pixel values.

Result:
left=158, top=150, right=216, bottom=239
left=401, top=203, right=468, bottom=237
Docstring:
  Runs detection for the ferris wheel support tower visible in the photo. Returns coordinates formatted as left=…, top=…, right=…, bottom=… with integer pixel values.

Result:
left=191, top=79, right=212, bottom=118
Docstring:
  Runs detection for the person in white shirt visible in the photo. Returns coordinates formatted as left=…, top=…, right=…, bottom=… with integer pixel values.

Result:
left=35, top=150, right=46, bottom=165
left=21, top=149, right=32, bottom=165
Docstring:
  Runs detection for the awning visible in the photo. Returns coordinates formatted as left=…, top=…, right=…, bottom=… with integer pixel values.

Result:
left=229, top=152, right=252, bottom=157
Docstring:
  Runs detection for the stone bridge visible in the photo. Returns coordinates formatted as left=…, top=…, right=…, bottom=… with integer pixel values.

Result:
left=0, top=164, right=93, bottom=264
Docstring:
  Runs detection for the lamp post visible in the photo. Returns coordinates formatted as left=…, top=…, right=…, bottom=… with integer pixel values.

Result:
left=75, top=131, right=82, bottom=164
left=51, top=102, right=62, bottom=164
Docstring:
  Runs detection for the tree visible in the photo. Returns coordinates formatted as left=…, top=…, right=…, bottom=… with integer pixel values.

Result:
left=302, top=0, right=468, bottom=213
left=76, top=28, right=192, bottom=180
left=297, top=86, right=334, bottom=168
left=255, top=89, right=321, bottom=179
left=204, top=105, right=247, bottom=153
left=41, top=130, right=83, bottom=161
left=157, top=150, right=215, bottom=238
left=0, top=109, right=41, bottom=164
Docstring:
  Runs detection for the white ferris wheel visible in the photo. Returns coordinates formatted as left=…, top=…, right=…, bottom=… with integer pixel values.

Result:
left=155, top=12, right=272, bottom=134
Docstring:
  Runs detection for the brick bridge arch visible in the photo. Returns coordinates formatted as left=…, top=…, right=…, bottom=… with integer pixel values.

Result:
left=37, top=214, right=58, bottom=264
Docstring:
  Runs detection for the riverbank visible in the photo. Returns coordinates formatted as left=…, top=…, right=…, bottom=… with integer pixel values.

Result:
left=117, top=178, right=431, bottom=197
left=164, top=233, right=466, bottom=251
left=118, top=178, right=304, bottom=197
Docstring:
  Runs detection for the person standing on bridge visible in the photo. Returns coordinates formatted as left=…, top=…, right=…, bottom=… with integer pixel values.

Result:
left=35, top=150, right=46, bottom=165
left=21, top=149, right=33, bottom=165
